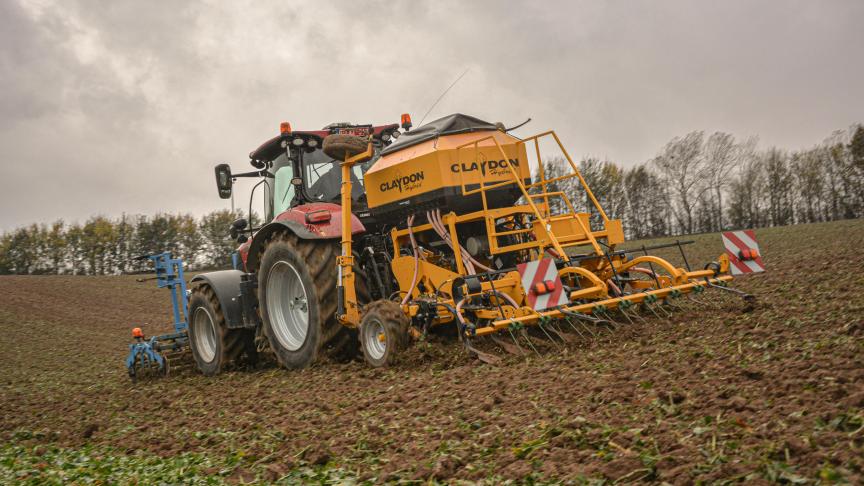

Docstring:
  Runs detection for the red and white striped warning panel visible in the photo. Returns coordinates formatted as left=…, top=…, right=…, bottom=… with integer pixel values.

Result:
left=722, top=230, right=765, bottom=275
left=516, top=258, right=569, bottom=310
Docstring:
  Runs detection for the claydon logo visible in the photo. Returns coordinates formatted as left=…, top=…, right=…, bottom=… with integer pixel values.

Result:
left=380, top=171, right=424, bottom=193
left=451, top=158, right=520, bottom=177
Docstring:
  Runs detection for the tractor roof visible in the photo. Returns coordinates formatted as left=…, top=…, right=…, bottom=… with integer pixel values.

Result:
left=249, top=123, right=399, bottom=163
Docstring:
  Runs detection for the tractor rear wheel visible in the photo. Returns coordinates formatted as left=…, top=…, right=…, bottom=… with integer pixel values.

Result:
left=258, top=233, right=343, bottom=368
left=359, top=300, right=410, bottom=368
left=188, top=285, right=257, bottom=376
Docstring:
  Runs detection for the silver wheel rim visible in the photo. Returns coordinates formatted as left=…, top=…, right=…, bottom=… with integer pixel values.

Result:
left=364, top=319, right=386, bottom=361
left=266, top=260, right=309, bottom=351
left=192, top=306, right=217, bottom=363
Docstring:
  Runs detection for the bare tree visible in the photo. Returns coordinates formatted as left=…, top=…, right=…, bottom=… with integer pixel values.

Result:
left=762, top=148, right=794, bottom=226
left=701, top=133, right=755, bottom=231
left=792, top=149, right=824, bottom=223
left=652, top=131, right=706, bottom=234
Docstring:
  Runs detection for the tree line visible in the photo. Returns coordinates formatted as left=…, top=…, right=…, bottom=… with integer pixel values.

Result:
left=543, top=124, right=863, bottom=239
left=0, top=210, right=255, bottom=275
left=1, top=124, right=861, bottom=275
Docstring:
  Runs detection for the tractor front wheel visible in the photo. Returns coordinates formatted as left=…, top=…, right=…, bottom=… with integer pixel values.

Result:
left=359, top=300, right=410, bottom=368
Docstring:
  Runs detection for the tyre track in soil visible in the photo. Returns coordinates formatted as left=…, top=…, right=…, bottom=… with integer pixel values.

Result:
left=1, top=220, right=863, bottom=483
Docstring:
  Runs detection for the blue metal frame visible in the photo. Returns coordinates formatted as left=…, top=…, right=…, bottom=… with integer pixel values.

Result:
left=125, top=252, right=190, bottom=380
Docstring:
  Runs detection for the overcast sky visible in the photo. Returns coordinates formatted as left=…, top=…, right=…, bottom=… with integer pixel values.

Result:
left=1, top=0, right=862, bottom=230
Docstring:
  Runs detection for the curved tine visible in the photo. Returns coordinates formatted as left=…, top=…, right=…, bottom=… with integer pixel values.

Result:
left=690, top=294, right=719, bottom=310
left=706, top=298, right=721, bottom=310
left=595, top=318, right=618, bottom=333
left=520, top=329, right=542, bottom=356
left=565, top=311, right=611, bottom=338
left=617, top=309, right=635, bottom=325
left=507, top=328, right=526, bottom=356
left=643, top=303, right=663, bottom=319
left=549, top=321, right=576, bottom=344
left=598, top=311, right=623, bottom=329
left=579, top=320, right=600, bottom=338
left=537, top=321, right=564, bottom=350
left=560, top=311, right=593, bottom=329
left=564, top=318, right=588, bottom=340
left=666, top=298, right=687, bottom=312
left=492, top=334, right=525, bottom=356
left=664, top=298, right=679, bottom=312
left=680, top=294, right=701, bottom=310
left=627, top=307, right=649, bottom=322
left=465, top=338, right=502, bottom=365
left=655, top=301, right=673, bottom=317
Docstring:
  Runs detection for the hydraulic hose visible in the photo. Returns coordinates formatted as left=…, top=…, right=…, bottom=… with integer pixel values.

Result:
left=630, top=267, right=658, bottom=279
left=432, top=209, right=492, bottom=273
left=426, top=210, right=475, bottom=274
left=401, top=215, right=420, bottom=306
left=436, top=209, right=492, bottom=272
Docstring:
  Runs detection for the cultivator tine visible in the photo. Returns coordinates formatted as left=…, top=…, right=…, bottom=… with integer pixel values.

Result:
left=643, top=302, right=664, bottom=319
left=623, top=305, right=648, bottom=323
left=562, top=317, right=588, bottom=339
left=491, top=334, right=524, bottom=355
left=548, top=321, right=576, bottom=343
left=618, top=309, right=635, bottom=325
left=655, top=301, right=673, bottom=318
left=591, top=309, right=620, bottom=333
left=465, top=339, right=502, bottom=365
left=704, top=280, right=756, bottom=306
left=665, top=290, right=687, bottom=312
left=562, top=310, right=609, bottom=337
left=685, top=284, right=720, bottom=310
left=519, top=329, right=542, bottom=356
left=506, top=326, right=527, bottom=355
left=537, top=318, right=564, bottom=350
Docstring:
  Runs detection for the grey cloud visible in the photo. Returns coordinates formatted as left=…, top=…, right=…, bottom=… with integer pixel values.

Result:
left=1, top=0, right=862, bottom=230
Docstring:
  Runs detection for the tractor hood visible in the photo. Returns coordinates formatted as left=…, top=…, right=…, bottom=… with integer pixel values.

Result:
left=381, top=113, right=499, bottom=156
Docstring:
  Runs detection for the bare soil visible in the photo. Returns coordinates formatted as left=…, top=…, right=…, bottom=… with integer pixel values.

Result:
left=1, top=220, right=862, bottom=483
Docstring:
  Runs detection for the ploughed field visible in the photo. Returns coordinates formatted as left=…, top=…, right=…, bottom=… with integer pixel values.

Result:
left=1, top=220, right=862, bottom=484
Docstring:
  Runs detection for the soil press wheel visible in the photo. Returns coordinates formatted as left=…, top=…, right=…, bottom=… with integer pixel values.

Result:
left=359, top=300, right=410, bottom=368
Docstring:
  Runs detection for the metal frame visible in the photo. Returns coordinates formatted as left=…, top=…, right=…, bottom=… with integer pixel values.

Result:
left=124, top=253, right=190, bottom=380
left=339, top=128, right=740, bottom=345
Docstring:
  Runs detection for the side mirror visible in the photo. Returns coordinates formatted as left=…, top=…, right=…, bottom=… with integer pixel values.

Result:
left=231, top=218, right=248, bottom=230
left=229, top=218, right=248, bottom=240
left=215, top=164, right=233, bottom=199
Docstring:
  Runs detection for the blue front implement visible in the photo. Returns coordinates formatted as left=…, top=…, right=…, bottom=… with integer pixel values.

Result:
left=125, top=252, right=190, bottom=381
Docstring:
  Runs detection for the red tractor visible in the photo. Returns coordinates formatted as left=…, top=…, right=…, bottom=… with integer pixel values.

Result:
left=189, top=118, right=407, bottom=374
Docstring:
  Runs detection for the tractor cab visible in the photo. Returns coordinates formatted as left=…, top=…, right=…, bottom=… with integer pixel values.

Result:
left=217, top=121, right=402, bottom=225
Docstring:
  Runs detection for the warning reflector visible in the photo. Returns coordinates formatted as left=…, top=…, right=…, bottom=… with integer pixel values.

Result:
left=517, top=258, right=569, bottom=310
left=721, top=230, right=765, bottom=275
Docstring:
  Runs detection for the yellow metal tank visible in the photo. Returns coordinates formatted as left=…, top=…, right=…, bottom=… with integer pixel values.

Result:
left=364, top=114, right=531, bottom=217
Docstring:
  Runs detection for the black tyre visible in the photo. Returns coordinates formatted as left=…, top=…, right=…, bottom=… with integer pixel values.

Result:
left=359, top=300, right=410, bottom=368
left=326, top=258, right=371, bottom=360
left=258, top=233, right=341, bottom=368
left=323, top=134, right=367, bottom=161
left=188, top=285, right=257, bottom=376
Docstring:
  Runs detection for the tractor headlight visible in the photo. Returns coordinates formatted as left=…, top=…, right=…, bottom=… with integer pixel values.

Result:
left=391, top=131, right=401, bottom=139
left=307, top=139, right=318, bottom=148
left=292, top=137, right=304, bottom=146
left=381, top=133, right=391, bottom=142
